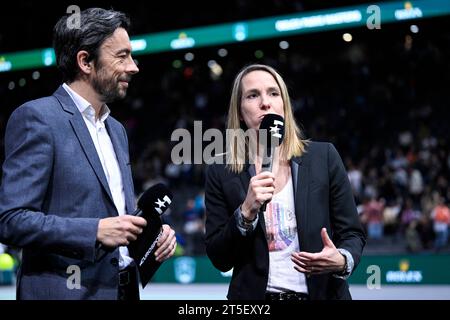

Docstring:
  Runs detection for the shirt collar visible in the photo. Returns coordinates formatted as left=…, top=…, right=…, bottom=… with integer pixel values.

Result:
left=62, top=83, right=111, bottom=123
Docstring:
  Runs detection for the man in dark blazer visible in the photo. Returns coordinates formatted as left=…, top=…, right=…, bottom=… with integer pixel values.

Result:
left=205, top=64, right=366, bottom=300
left=0, top=8, right=176, bottom=300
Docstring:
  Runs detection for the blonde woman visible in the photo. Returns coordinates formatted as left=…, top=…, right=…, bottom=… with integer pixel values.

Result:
left=205, top=64, right=365, bottom=300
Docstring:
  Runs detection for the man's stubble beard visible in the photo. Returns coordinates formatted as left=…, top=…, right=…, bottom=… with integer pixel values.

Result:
left=92, top=65, right=129, bottom=104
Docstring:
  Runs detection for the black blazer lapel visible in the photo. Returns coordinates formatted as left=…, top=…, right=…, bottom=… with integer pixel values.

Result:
left=237, top=163, right=252, bottom=199
left=237, top=164, right=252, bottom=215
left=53, top=86, right=115, bottom=208
left=291, top=156, right=309, bottom=251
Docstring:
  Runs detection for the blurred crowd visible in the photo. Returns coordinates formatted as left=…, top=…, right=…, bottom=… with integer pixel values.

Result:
left=132, top=17, right=450, bottom=255
left=1, top=10, right=449, bottom=258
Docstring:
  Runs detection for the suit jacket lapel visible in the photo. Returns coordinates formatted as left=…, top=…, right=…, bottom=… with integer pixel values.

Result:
left=105, top=119, right=136, bottom=214
left=53, top=86, right=115, bottom=206
left=237, top=163, right=252, bottom=195
left=291, top=156, right=309, bottom=251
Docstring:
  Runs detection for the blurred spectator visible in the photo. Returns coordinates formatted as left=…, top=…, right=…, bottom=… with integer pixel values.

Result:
left=382, top=199, right=401, bottom=237
left=181, top=194, right=205, bottom=255
left=399, top=198, right=421, bottom=234
left=361, top=196, right=385, bottom=240
left=431, top=197, right=450, bottom=251
left=416, top=215, right=435, bottom=250
left=347, top=158, right=363, bottom=203
left=408, top=167, right=424, bottom=207
left=405, top=220, right=422, bottom=253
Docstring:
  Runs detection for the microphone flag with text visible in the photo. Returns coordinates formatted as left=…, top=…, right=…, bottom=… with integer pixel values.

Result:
left=128, top=183, right=173, bottom=287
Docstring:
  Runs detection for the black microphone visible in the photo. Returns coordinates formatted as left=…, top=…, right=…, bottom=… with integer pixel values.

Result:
left=96, top=183, right=173, bottom=257
left=259, top=114, right=285, bottom=212
left=128, top=183, right=174, bottom=287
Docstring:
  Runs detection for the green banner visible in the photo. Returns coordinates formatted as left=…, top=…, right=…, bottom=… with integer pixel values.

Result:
left=153, top=256, right=232, bottom=284
left=1, top=0, right=449, bottom=73
left=152, top=254, right=450, bottom=285
left=350, top=254, right=450, bottom=285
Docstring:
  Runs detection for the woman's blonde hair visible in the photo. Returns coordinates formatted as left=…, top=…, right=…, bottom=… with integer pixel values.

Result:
left=226, top=64, right=307, bottom=173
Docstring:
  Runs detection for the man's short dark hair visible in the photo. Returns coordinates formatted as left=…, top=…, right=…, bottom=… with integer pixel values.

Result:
left=53, top=8, right=130, bottom=82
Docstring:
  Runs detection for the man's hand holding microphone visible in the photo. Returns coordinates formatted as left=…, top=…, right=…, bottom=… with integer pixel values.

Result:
left=96, top=183, right=176, bottom=263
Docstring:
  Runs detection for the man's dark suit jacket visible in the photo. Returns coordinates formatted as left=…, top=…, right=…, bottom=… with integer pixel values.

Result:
left=205, top=141, right=366, bottom=300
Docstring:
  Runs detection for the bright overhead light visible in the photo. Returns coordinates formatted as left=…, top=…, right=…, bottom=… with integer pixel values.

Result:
left=218, top=48, right=228, bottom=57
left=185, top=52, right=194, bottom=61
left=410, top=25, right=419, bottom=33
left=343, top=33, right=353, bottom=42
left=279, top=41, right=289, bottom=49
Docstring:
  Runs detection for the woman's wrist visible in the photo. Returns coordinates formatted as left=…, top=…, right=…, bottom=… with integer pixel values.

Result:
left=240, top=204, right=257, bottom=222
